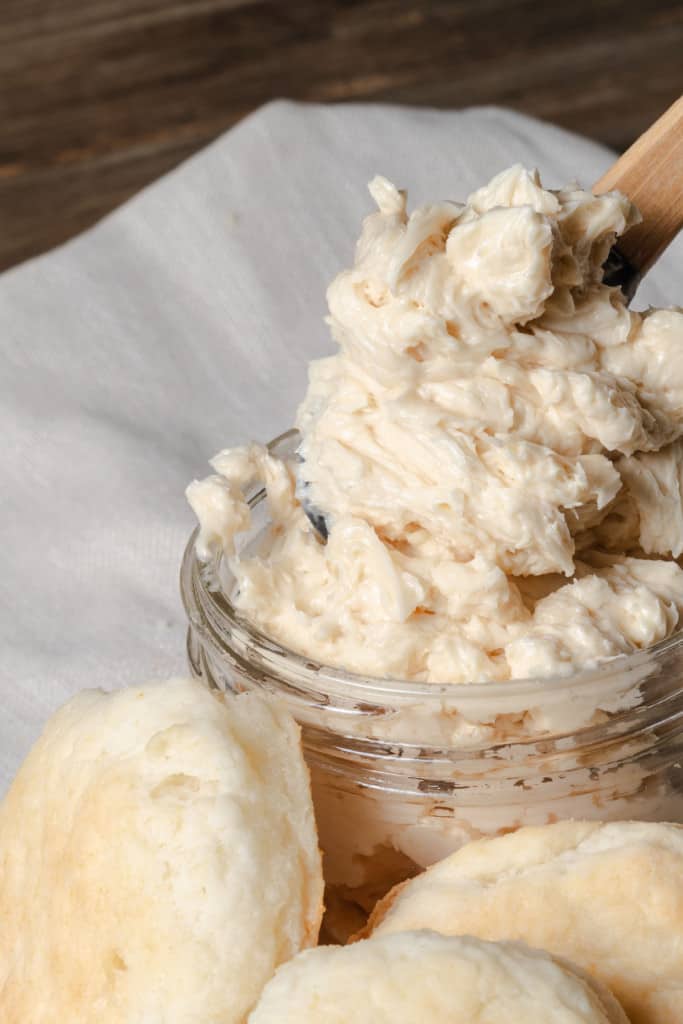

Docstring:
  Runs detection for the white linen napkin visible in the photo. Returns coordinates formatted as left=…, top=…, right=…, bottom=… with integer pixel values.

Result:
left=1, top=101, right=680, bottom=793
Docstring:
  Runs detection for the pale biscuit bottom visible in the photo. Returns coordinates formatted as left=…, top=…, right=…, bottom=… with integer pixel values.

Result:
left=249, top=930, right=629, bottom=1023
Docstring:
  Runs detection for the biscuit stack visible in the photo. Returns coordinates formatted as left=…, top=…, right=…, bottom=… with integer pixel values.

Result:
left=0, top=677, right=681, bottom=1022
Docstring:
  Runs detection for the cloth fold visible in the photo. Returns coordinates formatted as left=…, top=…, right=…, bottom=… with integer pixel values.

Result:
left=1, top=100, right=680, bottom=792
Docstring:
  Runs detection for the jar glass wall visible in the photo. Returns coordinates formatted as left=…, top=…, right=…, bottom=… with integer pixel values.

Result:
left=181, top=431, right=683, bottom=940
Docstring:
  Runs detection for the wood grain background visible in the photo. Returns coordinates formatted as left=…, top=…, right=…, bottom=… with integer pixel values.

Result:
left=2, top=0, right=682, bottom=271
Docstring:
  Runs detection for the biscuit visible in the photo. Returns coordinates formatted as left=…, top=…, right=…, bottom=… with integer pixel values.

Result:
left=248, top=930, right=628, bottom=1022
left=0, top=678, right=323, bottom=1023
left=366, top=820, right=683, bottom=1024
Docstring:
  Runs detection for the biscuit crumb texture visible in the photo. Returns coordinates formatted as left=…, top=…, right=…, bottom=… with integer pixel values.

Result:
left=369, top=819, right=683, bottom=1024
left=0, top=677, right=323, bottom=1023
left=248, top=930, right=629, bottom=1022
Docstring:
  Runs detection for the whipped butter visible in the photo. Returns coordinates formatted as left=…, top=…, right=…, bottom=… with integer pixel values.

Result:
left=188, top=166, right=683, bottom=685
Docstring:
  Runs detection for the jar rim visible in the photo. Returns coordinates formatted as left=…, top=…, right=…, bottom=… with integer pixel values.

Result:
left=181, top=429, right=683, bottom=710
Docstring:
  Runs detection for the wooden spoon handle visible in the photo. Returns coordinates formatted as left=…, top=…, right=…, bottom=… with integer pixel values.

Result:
left=594, top=94, right=683, bottom=281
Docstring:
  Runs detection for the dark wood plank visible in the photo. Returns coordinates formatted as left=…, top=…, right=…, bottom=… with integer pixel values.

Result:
left=1, top=0, right=682, bottom=270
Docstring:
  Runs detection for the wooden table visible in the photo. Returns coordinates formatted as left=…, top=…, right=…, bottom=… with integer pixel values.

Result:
left=2, top=0, right=682, bottom=271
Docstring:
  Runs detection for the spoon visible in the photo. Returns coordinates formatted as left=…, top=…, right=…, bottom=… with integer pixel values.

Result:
left=301, top=96, right=683, bottom=540
left=595, top=94, right=683, bottom=300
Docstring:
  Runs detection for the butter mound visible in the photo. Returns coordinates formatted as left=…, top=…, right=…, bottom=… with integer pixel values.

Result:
left=189, top=166, right=683, bottom=684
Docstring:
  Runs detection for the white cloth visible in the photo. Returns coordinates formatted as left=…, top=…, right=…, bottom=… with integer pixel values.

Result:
left=1, top=101, right=680, bottom=794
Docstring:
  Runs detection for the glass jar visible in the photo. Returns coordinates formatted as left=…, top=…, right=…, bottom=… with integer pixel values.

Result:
left=181, top=430, right=683, bottom=941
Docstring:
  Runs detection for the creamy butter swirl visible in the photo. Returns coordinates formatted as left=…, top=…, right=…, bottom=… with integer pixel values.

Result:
left=188, top=166, right=683, bottom=684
